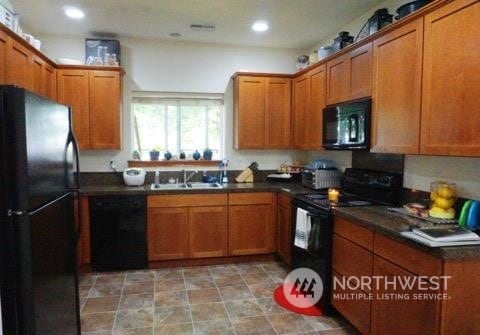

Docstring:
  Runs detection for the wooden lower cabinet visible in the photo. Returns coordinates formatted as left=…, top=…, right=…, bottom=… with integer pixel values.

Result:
left=276, top=193, right=292, bottom=265
left=189, top=206, right=227, bottom=258
left=228, top=192, right=276, bottom=256
left=332, top=271, right=371, bottom=335
left=333, top=216, right=480, bottom=335
left=148, top=207, right=189, bottom=261
left=332, top=218, right=374, bottom=335
left=371, top=255, right=440, bottom=335
left=77, top=196, right=91, bottom=267
left=147, top=194, right=228, bottom=261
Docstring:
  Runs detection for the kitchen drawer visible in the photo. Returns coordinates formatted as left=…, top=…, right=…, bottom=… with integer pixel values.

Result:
left=334, top=216, right=374, bottom=250
left=229, top=192, right=274, bottom=205
left=333, top=234, right=373, bottom=291
left=332, top=271, right=371, bottom=335
left=148, top=194, right=227, bottom=208
left=374, top=233, right=442, bottom=277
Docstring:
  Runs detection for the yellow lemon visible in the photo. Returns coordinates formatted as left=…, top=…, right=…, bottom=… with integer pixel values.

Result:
left=430, top=191, right=438, bottom=201
left=434, top=197, right=454, bottom=210
left=429, top=206, right=455, bottom=219
left=437, top=186, right=455, bottom=199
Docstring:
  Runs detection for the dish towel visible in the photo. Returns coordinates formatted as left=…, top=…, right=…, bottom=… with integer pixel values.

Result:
left=294, top=208, right=311, bottom=249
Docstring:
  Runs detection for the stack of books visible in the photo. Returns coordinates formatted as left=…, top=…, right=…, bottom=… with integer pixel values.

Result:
left=401, top=227, right=480, bottom=247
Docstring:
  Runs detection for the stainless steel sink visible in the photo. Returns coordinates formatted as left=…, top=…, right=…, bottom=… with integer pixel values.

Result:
left=150, top=183, right=189, bottom=190
left=150, top=182, right=223, bottom=190
left=187, top=182, right=223, bottom=189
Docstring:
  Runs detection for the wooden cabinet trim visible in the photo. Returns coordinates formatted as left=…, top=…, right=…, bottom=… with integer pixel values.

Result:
left=228, top=192, right=274, bottom=205
left=332, top=271, right=372, bottom=335
left=374, top=232, right=443, bottom=277
left=148, top=194, right=228, bottom=207
left=334, top=216, right=374, bottom=250
left=333, top=234, right=373, bottom=289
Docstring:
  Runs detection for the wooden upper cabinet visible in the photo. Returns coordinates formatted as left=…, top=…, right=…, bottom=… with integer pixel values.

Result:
left=326, top=43, right=372, bottom=104
left=31, top=55, right=43, bottom=95
left=292, top=73, right=310, bottom=148
left=43, top=63, right=56, bottom=100
left=57, top=69, right=90, bottom=149
left=326, top=55, right=348, bottom=104
left=234, top=76, right=266, bottom=149
left=57, top=68, right=122, bottom=150
left=349, top=43, right=373, bottom=100
left=89, top=70, right=121, bottom=149
left=6, top=38, right=32, bottom=90
left=420, top=0, right=480, bottom=157
left=306, top=65, right=326, bottom=149
left=265, top=77, right=291, bottom=148
left=293, top=65, right=326, bottom=150
left=31, top=55, right=56, bottom=100
left=370, top=19, right=423, bottom=154
left=0, top=30, right=7, bottom=83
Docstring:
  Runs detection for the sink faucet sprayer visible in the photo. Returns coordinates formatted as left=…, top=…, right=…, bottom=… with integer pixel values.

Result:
left=183, top=170, right=198, bottom=184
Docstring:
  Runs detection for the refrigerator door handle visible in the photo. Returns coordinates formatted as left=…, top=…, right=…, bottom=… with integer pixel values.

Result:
left=7, top=209, right=27, bottom=217
left=70, top=131, right=80, bottom=190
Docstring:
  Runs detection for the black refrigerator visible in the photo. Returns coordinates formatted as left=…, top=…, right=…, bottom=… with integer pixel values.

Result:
left=0, top=86, right=81, bottom=334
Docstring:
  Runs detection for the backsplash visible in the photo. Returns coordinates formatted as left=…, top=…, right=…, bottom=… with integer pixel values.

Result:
left=80, top=170, right=279, bottom=186
left=351, top=151, right=404, bottom=174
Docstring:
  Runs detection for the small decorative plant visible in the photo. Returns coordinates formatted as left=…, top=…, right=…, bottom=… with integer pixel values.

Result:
left=149, top=146, right=161, bottom=161
left=203, top=148, right=213, bottom=160
left=179, top=151, right=186, bottom=159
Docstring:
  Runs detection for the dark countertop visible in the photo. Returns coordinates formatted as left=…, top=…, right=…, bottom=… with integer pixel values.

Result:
left=80, top=182, right=311, bottom=197
left=80, top=182, right=480, bottom=260
left=334, top=206, right=480, bottom=260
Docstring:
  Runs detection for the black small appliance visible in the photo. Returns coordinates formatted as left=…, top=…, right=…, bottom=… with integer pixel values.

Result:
left=322, top=98, right=371, bottom=150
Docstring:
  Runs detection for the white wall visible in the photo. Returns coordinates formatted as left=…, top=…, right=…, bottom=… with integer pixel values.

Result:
left=38, top=34, right=306, bottom=171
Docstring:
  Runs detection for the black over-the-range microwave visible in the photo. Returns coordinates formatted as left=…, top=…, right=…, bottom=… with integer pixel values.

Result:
left=322, top=97, right=372, bottom=150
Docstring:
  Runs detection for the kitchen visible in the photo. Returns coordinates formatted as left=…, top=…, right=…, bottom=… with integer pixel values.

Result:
left=0, top=0, right=479, bottom=334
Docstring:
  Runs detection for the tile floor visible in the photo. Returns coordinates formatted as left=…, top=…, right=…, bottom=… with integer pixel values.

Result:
left=78, top=261, right=358, bottom=335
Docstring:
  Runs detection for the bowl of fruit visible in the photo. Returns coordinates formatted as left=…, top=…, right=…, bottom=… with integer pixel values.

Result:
left=429, top=180, right=456, bottom=219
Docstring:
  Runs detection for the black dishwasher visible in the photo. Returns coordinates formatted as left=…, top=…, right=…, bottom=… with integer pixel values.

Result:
left=90, top=195, right=147, bottom=271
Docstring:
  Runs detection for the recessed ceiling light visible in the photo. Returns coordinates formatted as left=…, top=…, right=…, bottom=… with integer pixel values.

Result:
left=64, top=6, right=85, bottom=19
left=252, top=21, right=269, bottom=32
left=169, top=32, right=182, bottom=38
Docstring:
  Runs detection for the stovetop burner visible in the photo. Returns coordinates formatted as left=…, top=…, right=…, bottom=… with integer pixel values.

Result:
left=298, top=191, right=374, bottom=210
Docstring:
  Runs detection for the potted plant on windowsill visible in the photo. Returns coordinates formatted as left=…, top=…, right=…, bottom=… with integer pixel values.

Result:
left=203, top=148, right=213, bottom=160
left=149, top=146, right=161, bottom=161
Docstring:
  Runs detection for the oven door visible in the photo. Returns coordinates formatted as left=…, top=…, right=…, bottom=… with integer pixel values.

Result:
left=291, top=200, right=333, bottom=313
left=291, top=202, right=332, bottom=271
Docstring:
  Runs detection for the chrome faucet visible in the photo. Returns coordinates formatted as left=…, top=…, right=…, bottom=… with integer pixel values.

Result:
left=183, top=169, right=198, bottom=185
